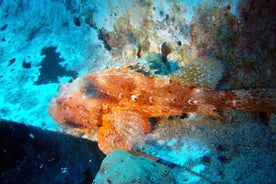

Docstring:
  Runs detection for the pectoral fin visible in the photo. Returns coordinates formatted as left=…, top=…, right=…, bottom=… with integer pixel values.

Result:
left=97, top=123, right=130, bottom=155
left=97, top=110, right=151, bottom=154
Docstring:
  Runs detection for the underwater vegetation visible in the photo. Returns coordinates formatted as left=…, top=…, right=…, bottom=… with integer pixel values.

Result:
left=49, top=55, right=276, bottom=154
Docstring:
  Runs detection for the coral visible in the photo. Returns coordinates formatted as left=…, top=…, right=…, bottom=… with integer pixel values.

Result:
left=94, top=1, right=193, bottom=62
left=191, top=6, right=239, bottom=58
left=99, top=16, right=150, bottom=55
left=93, top=150, right=175, bottom=184
left=190, top=2, right=276, bottom=88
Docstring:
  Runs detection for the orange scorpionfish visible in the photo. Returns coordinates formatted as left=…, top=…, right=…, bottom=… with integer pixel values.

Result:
left=49, top=57, right=276, bottom=154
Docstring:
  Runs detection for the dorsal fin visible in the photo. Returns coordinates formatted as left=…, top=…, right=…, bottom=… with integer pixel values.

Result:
left=128, top=53, right=172, bottom=76
left=128, top=62, right=156, bottom=76
left=170, top=57, right=225, bottom=89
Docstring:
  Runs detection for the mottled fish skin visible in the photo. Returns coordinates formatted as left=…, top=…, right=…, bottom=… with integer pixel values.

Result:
left=49, top=65, right=276, bottom=154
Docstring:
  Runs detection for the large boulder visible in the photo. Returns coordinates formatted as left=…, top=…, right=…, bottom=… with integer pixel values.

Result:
left=0, top=120, right=105, bottom=184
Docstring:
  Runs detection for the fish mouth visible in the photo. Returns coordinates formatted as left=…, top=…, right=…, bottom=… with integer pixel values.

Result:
left=63, top=120, right=85, bottom=128
left=49, top=95, right=102, bottom=130
left=48, top=77, right=103, bottom=130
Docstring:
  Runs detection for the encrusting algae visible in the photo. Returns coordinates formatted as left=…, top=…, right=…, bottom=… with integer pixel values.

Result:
left=49, top=57, right=276, bottom=154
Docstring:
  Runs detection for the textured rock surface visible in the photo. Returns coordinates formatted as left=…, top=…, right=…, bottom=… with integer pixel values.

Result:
left=190, top=1, right=276, bottom=89
left=140, top=112, right=276, bottom=183
left=93, top=150, right=175, bottom=184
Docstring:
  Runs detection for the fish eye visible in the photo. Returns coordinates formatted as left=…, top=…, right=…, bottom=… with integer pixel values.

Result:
left=83, top=87, right=97, bottom=98
left=82, top=81, right=97, bottom=98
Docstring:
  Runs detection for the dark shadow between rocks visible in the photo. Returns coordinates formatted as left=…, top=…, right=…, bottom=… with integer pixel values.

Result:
left=0, top=120, right=105, bottom=184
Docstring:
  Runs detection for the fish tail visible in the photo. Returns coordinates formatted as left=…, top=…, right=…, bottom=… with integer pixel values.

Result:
left=222, top=88, right=276, bottom=113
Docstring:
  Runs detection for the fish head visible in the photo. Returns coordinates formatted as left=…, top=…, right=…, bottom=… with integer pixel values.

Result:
left=48, top=77, right=103, bottom=130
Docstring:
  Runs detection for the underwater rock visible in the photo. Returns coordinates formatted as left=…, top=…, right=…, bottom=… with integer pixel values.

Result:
left=93, top=150, right=175, bottom=184
left=191, top=6, right=238, bottom=58
left=268, top=114, right=276, bottom=131
left=98, top=18, right=137, bottom=50
left=161, top=42, right=172, bottom=58
left=234, top=0, right=276, bottom=87
left=0, top=120, right=105, bottom=183
left=122, top=44, right=141, bottom=60
left=191, top=2, right=276, bottom=88
left=98, top=17, right=150, bottom=55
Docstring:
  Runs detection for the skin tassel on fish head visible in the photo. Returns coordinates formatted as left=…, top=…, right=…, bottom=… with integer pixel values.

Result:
left=48, top=56, right=276, bottom=154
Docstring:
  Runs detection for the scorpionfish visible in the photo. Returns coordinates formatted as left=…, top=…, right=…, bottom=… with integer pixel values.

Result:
left=49, top=57, right=276, bottom=154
